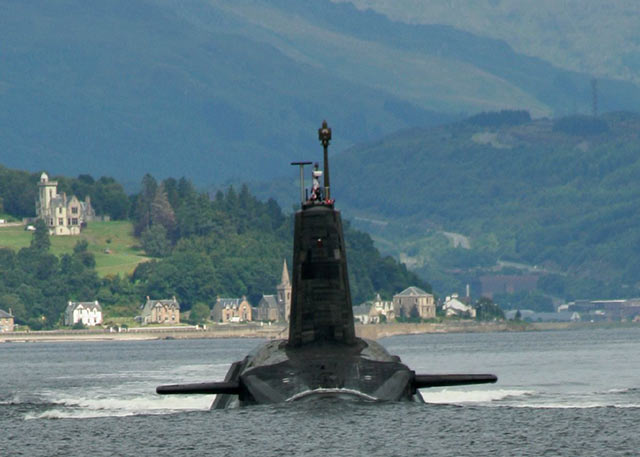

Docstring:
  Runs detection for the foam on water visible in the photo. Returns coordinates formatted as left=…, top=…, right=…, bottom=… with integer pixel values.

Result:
left=511, top=402, right=640, bottom=409
left=24, top=394, right=214, bottom=419
left=509, top=388, right=640, bottom=409
left=420, top=388, right=533, bottom=404
left=54, top=394, right=214, bottom=411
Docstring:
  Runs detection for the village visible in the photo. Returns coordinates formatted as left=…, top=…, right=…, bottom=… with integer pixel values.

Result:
left=3, top=257, right=640, bottom=335
left=0, top=258, right=447, bottom=332
left=2, top=171, right=640, bottom=336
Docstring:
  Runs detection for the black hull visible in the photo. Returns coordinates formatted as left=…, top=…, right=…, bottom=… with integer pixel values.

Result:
left=211, top=338, right=424, bottom=408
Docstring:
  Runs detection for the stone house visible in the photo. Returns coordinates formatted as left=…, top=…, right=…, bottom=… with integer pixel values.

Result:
left=137, top=297, right=180, bottom=324
left=254, top=260, right=292, bottom=322
left=442, top=294, right=476, bottom=318
left=36, top=172, right=95, bottom=235
left=211, top=296, right=252, bottom=323
left=65, top=301, right=103, bottom=327
left=0, top=309, right=14, bottom=332
left=255, top=295, right=281, bottom=321
left=393, top=286, right=436, bottom=320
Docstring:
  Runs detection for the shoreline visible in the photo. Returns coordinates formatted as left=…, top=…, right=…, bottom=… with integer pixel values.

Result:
left=1, top=321, right=637, bottom=344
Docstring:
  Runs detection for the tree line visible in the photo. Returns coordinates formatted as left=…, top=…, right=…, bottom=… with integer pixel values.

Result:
left=0, top=166, right=430, bottom=327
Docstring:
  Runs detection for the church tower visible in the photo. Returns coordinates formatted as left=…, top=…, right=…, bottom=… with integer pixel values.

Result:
left=276, top=259, right=292, bottom=322
left=36, top=172, right=58, bottom=220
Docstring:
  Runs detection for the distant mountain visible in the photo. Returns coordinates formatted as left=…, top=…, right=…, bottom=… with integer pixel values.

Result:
left=330, top=111, right=640, bottom=300
left=2, top=0, right=640, bottom=187
left=337, top=0, right=640, bottom=84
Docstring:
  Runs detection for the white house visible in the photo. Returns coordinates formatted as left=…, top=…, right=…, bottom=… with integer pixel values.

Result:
left=442, top=294, right=476, bottom=318
left=369, top=293, right=395, bottom=323
left=65, top=301, right=103, bottom=327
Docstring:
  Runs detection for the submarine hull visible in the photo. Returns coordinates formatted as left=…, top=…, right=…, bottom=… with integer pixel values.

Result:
left=211, top=337, right=423, bottom=408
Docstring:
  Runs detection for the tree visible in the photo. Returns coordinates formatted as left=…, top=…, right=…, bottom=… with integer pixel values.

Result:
left=30, top=219, right=50, bottom=251
left=73, top=239, right=89, bottom=254
left=134, top=174, right=157, bottom=236
left=408, top=305, right=422, bottom=322
left=189, top=302, right=210, bottom=325
left=141, top=225, right=171, bottom=257
left=93, top=177, right=130, bottom=220
left=0, top=294, right=25, bottom=323
left=475, top=297, right=505, bottom=321
left=72, top=239, right=96, bottom=268
left=151, top=183, right=176, bottom=235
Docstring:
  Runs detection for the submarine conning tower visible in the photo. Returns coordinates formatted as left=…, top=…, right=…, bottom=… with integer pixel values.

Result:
left=288, top=121, right=356, bottom=347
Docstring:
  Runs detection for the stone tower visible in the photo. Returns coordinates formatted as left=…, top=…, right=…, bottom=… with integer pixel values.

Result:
left=276, top=259, right=292, bottom=322
left=36, top=172, right=57, bottom=219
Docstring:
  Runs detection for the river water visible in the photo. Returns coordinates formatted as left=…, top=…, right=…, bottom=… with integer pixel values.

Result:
left=1, top=328, right=639, bottom=456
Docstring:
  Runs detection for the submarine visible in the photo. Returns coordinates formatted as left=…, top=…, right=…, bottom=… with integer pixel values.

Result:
left=156, top=121, right=497, bottom=407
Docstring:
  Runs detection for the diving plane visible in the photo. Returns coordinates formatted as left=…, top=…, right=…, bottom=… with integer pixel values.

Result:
left=156, top=121, right=497, bottom=407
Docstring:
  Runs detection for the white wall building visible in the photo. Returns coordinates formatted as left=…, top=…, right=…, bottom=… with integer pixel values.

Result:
left=65, top=301, right=103, bottom=327
left=442, top=294, right=476, bottom=318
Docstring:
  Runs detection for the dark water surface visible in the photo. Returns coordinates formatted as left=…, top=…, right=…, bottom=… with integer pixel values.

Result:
left=2, top=328, right=640, bottom=456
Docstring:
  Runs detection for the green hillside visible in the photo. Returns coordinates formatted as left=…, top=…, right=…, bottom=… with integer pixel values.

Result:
left=331, top=111, right=640, bottom=301
left=0, top=221, right=148, bottom=277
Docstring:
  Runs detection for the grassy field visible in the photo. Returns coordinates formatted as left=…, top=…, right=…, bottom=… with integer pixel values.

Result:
left=0, top=221, right=149, bottom=277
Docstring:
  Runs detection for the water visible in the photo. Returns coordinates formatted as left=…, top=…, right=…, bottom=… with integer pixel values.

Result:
left=2, top=328, right=640, bottom=456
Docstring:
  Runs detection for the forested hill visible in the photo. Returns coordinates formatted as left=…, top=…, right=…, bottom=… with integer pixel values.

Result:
left=4, top=0, right=640, bottom=186
left=0, top=167, right=427, bottom=328
left=332, top=111, right=640, bottom=300
left=129, top=176, right=428, bottom=308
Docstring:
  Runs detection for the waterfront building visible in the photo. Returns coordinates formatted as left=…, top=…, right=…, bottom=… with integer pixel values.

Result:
left=442, top=293, right=476, bottom=318
left=393, top=286, right=436, bottom=320
left=36, top=172, right=95, bottom=235
left=137, top=297, right=180, bottom=325
left=65, top=301, right=103, bottom=327
left=0, top=309, right=14, bottom=332
left=353, top=303, right=372, bottom=324
left=354, top=294, right=395, bottom=324
left=255, top=295, right=280, bottom=321
left=211, top=296, right=252, bottom=323
left=368, top=293, right=395, bottom=323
